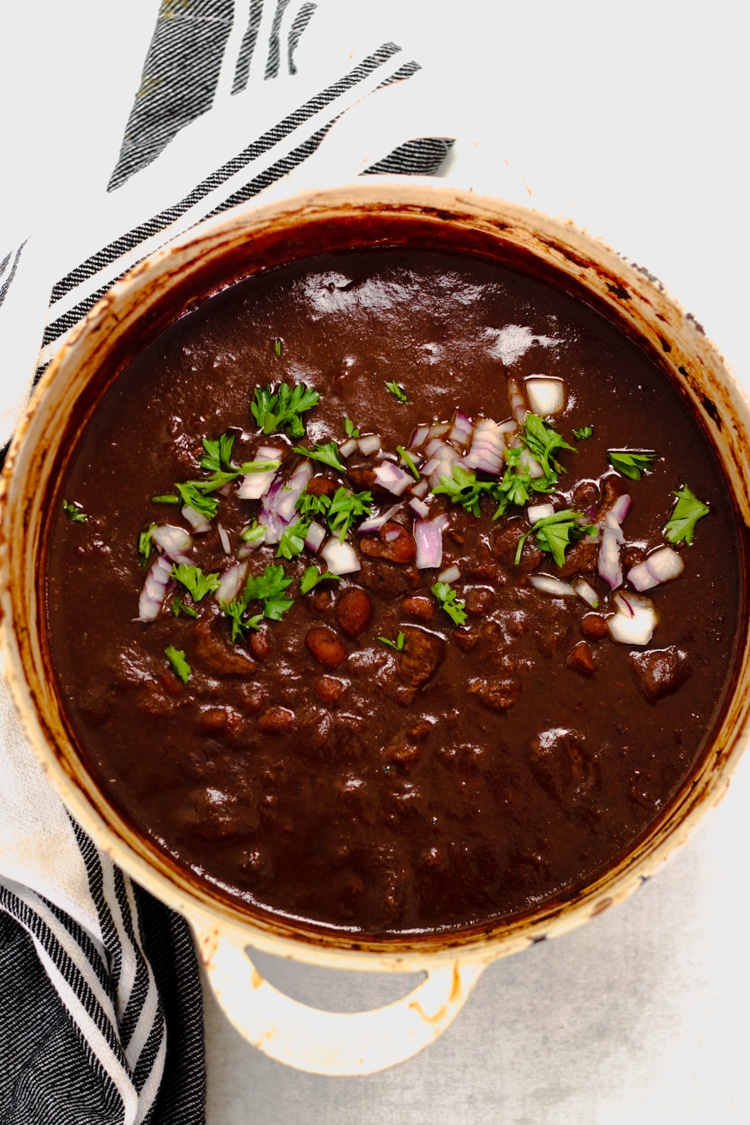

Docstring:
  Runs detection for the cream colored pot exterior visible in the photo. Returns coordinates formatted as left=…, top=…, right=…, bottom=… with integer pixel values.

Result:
left=2, top=183, right=750, bottom=1075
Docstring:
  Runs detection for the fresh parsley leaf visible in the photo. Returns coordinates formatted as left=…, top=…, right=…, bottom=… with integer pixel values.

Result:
left=221, top=599, right=255, bottom=642
left=262, top=593, right=295, bottom=621
left=172, top=597, right=198, bottom=618
left=63, top=499, right=87, bottom=522
left=299, top=565, right=341, bottom=595
left=138, top=523, right=157, bottom=565
left=326, top=487, right=373, bottom=540
left=221, top=563, right=294, bottom=640
left=165, top=645, right=191, bottom=683
left=171, top=563, right=221, bottom=602
left=291, top=441, right=345, bottom=472
left=276, top=518, right=309, bottom=559
left=200, top=432, right=236, bottom=473
left=573, top=425, right=594, bottom=440
left=431, top=582, right=468, bottom=626
left=607, top=449, right=658, bottom=480
left=241, top=520, right=266, bottom=545
left=344, top=417, right=360, bottom=439
left=251, top=382, right=319, bottom=438
left=385, top=380, right=408, bottom=403
left=378, top=631, right=406, bottom=651
left=520, top=413, right=576, bottom=482
left=433, top=464, right=494, bottom=518
left=664, top=484, right=709, bottom=544
left=245, top=563, right=293, bottom=604
left=151, top=493, right=180, bottom=505
left=396, top=445, right=420, bottom=481
left=273, top=337, right=283, bottom=358
left=515, top=509, right=595, bottom=568
left=297, top=490, right=332, bottom=518
left=174, top=480, right=221, bottom=519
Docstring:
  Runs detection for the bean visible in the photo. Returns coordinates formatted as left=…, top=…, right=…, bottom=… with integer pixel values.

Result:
left=335, top=587, right=373, bottom=637
left=314, top=675, right=347, bottom=704
left=305, top=626, right=347, bottom=668
left=249, top=628, right=271, bottom=661
left=401, top=594, right=436, bottom=620
left=257, top=706, right=296, bottom=733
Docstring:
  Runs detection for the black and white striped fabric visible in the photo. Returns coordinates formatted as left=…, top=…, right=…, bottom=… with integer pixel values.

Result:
left=0, top=2, right=453, bottom=1121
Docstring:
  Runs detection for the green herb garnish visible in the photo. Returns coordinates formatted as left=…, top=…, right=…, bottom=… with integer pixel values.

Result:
left=515, top=509, right=595, bottom=568
left=431, top=582, right=467, bottom=626
left=299, top=565, right=341, bottom=595
left=490, top=446, right=555, bottom=519
left=385, top=380, right=408, bottom=403
left=297, top=491, right=332, bottom=519
left=326, top=487, right=373, bottom=540
left=251, top=382, right=319, bottom=438
left=151, top=493, right=180, bottom=506
left=165, top=645, right=191, bottom=683
left=241, top=520, right=266, bottom=546
left=432, top=464, right=495, bottom=518
left=63, top=499, right=87, bottom=522
left=664, top=484, right=709, bottom=544
left=396, top=445, right=421, bottom=481
left=200, top=432, right=236, bottom=473
left=221, top=563, right=295, bottom=640
left=172, top=598, right=198, bottom=619
left=344, top=417, right=360, bottom=439
left=607, top=449, right=658, bottom=480
left=378, top=631, right=406, bottom=651
left=171, top=563, right=221, bottom=602
left=291, top=440, right=345, bottom=473
left=276, top=519, right=309, bottom=560
left=520, top=413, right=576, bottom=482
left=138, top=523, right=157, bottom=565
left=573, top=425, right=594, bottom=441
left=273, top=337, right=282, bottom=358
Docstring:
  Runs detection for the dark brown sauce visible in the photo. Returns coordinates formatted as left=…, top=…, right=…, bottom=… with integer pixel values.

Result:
left=44, top=248, right=742, bottom=939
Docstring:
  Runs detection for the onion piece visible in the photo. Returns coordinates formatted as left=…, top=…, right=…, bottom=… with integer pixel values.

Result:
left=527, top=502, right=555, bottom=524
left=518, top=448, right=545, bottom=480
left=597, top=497, right=631, bottom=590
left=357, top=502, right=402, bottom=535
left=409, top=496, right=430, bottom=519
left=320, top=538, right=361, bottom=575
left=414, top=520, right=444, bottom=569
left=339, top=438, right=358, bottom=459
left=438, top=564, right=461, bottom=584
left=217, top=522, right=231, bottom=555
left=627, top=545, right=685, bottom=591
left=507, top=376, right=528, bottom=425
left=274, top=460, right=313, bottom=523
left=138, top=554, right=173, bottom=621
left=304, top=521, right=327, bottom=554
left=449, top=410, right=473, bottom=446
left=528, top=574, right=576, bottom=597
left=237, top=445, right=284, bottom=501
left=150, top=524, right=193, bottom=564
left=358, top=433, right=382, bottom=455
left=181, top=504, right=211, bottom=534
left=411, top=479, right=429, bottom=499
left=463, top=418, right=505, bottom=475
left=525, top=376, right=565, bottom=416
left=373, top=461, right=414, bottom=496
left=215, top=561, right=248, bottom=605
left=410, top=424, right=430, bottom=449
left=571, top=576, right=600, bottom=609
left=607, top=591, right=657, bottom=645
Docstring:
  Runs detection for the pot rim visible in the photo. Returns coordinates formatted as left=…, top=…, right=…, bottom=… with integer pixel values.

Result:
left=2, top=179, right=749, bottom=972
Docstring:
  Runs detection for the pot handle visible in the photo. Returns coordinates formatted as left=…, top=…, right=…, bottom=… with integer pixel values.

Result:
left=194, top=925, right=486, bottom=1076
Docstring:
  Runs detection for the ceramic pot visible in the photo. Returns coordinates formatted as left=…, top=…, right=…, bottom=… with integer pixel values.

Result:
left=2, top=182, right=749, bottom=1075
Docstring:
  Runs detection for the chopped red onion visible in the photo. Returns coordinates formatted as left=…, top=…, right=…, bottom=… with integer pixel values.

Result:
left=181, top=504, right=211, bottom=534
left=217, top=522, right=231, bottom=555
left=571, top=576, right=600, bottom=609
left=150, top=524, right=193, bottom=564
left=438, top=564, right=461, bottom=584
left=320, top=538, right=361, bottom=574
left=528, top=574, right=576, bottom=597
left=463, top=418, right=506, bottom=475
left=304, top=521, right=327, bottom=553
left=427, top=422, right=451, bottom=439
left=374, top=461, right=413, bottom=496
left=527, top=502, right=555, bottom=524
left=597, top=513, right=624, bottom=589
left=507, top=377, right=528, bottom=425
left=409, top=496, right=430, bottom=519
left=525, top=376, right=565, bottom=416
left=609, top=492, right=632, bottom=524
left=215, top=561, right=248, bottom=605
left=518, top=448, right=545, bottom=479
left=237, top=445, right=284, bottom=500
left=138, top=554, right=173, bottom=621
left=414, top=519, right=443, bottom=569
left=411, top=479, right=429, bottom=499
left=274, top=460, right=313, bottom=523
left=339, top=437, right=358, bottom=459
left=607, top=591, right=657, bottom=645
left=449, top=410, right=473, bottom=446
left=627, top=546, right=685, bottom=591
left=410, top=424, right=430, bottom=449
left=357, top=503, right=402, bottom=535
left=357, top=433, right=382, bottom=455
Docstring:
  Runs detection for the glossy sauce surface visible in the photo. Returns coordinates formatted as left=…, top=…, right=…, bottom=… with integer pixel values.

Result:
left=45, top=249, right=742, bottom=938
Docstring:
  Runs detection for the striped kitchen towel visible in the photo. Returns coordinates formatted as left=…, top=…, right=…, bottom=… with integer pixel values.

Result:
left=0, top=2, right=454, bottom=1122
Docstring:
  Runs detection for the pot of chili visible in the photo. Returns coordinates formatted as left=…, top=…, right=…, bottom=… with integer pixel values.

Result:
left=2, top=182, right=750, bottom=1075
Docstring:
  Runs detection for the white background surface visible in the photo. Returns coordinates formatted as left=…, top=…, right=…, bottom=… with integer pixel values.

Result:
left=202, top=3, right=750, bottom=1122
left=3, top=2, right=748, bottom=1121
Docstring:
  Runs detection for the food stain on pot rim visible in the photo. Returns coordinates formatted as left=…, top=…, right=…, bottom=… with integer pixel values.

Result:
left=38, top=235, right=745, bottom=945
